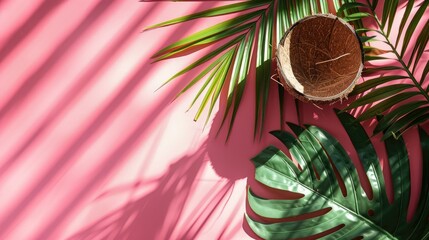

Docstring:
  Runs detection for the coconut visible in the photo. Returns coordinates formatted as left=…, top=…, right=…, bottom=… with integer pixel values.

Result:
left=276, top=14, right=363, bottom=103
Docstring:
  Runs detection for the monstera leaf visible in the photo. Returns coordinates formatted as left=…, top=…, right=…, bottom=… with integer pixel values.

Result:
left=337, top=1, right=429, bottom=140
left=144, top=0, right=362, bottom=138
left=246, top=111, right=429, bottom=239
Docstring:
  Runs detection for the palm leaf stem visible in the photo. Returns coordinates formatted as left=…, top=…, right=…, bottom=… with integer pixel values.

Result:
left=365, top=0, right=429, bottom=102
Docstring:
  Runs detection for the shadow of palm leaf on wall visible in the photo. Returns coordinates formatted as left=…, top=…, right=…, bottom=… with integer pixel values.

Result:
left=68, top=147, right=242, bottom=240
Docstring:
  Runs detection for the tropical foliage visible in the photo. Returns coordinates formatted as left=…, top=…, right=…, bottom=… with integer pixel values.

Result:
left=247, top=110, right=429, bottom=239
left=338, top=1, right=429, bottom=140
left=144, top=1, right=429, bottom=140
left=144, top=0, right=363, bottom=138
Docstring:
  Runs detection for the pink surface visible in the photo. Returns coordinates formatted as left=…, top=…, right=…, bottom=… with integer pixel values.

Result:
left=0, top=1, right=427, bottom=239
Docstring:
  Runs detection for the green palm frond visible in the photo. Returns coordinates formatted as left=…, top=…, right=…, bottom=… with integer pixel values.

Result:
left=247, top=110, right=429, bottom=239
left=338, top=1, right=429, bottom=140
left=145, top=0, right=360, bottom=139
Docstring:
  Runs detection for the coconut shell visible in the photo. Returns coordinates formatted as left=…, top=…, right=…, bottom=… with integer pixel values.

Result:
left=276, top=14, right=364, bottom=103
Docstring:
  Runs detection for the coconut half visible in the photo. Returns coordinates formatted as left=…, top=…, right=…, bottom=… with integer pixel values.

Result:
left=277, top=14, right=363, bottom=102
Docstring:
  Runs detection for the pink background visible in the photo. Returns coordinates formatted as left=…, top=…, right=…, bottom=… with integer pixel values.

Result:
left=0, top=1, right=427, bottom=239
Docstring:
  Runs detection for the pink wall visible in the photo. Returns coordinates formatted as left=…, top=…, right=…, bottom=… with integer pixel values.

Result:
left=0, top=1, right=427, bottom=239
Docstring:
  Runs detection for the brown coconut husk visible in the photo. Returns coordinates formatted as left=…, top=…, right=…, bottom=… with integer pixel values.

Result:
left=276, top=14, right=364, bottom=103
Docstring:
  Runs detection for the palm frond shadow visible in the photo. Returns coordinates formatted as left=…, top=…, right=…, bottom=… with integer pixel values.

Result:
left=245, top=110, right=429, bottom=239
left=0, top=2, right=167, bottom=183
left=67, top=70, right=284, bottom=240
left=69, top=146, right=241, bottom=240
left=0, top=3, right=236, bottom=237
left=206, top=58, right=289, bottom=181
left=0, top=0, right=63, bottom=64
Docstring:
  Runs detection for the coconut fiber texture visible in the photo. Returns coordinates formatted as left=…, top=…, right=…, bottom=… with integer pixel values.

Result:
left=277, top=14, right=363, bottom=102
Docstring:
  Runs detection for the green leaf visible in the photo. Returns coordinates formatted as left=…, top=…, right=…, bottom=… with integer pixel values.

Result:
left=225, top=29, right=255, bottom=139
left=152, top=10, right=262, bottom=60
left=343, top=12, right=371, bottom=22
left=404, top=128, right=429, bottom=239
left=248, top=188, right=321, bottom=219
left=344, top=1, right=429, bottom=137
left=381, top=0, right=399, bottom=36
left=355, top=28, right=379, bottom=34
left=422, top=61, right=429, bottom=86
left=202, top=49, right=234, bottom=125
left=277, top=84, right=285, bottom=129
left=246, top=111, right=429, bottom=239
left=187, top=59, right=223, bottom=111
left=146, top=0, right=366, bottom=138
left=345, top=84, right=414, bottom=110
left=153, top=21, right=256, bottom=61
left=351, top=75, right=408, bottom=96
left=383, top=135, right=410, bottom=234
left=193, top=52, right=231, bottom=121
left=364, top=55, right=390, bottom=61
left=399, top=113, right=429, bottom=138
left=337, top=2, right=369, bottom=15
left=356, top=91, right=420, bottom=121
left=276, top=0, right=286, bottom=44
left=386, top=0, right=399, bottom=37
left=395, top=0, right=415, bottom=48
left=320, top=0, right=329, bottom=13
left=287, top=123, right=342, bottom=202
left=381, top=0, right=389, bottom=29
left=247, top=110, right=429, bottom=239
left=336, top=110, right=389, bottom=226
left=371, top=0, right=379, bottom=11
left=400, top=0, right=429, bottom=57
left=362, top=66, right=403, bottom=74
left=248, top=145, right=394, bottom=239
left=251, top=146, right=299, bottom=180
left=174, top=51, right=230, bottom=99
left=374, top=101, right=427, bottom=135
left=161, top=34, right=244, bottom=89
left=363, top=45, right=390, bottom=54
left=218, top=40, right=246, bottom=134
left=270, top=130, right=316, bottom=188
left=382, top=106, right=429, bottom=140
left=408, top=20, right=429, bottom=71
left=305, top=125, right=363, bottom=211
left=144, top=1, right=270, bottom=30
left=254, top=6, right=273, bottom=138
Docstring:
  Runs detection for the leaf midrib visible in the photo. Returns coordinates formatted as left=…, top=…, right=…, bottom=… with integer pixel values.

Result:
left=256, top=163, right=396, bottom=239
left=365, top=1, right=429, bottom=102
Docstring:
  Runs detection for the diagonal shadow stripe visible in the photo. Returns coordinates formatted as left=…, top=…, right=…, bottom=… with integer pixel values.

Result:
left=67, top=147, right=209, bottom=240
left=0, top=3, right=158, bottom=179
left=0, top=2, right=218, bottom=237
left=0, top=0, right=65, bottom=64
left=0, top=0, right=117, bottom=122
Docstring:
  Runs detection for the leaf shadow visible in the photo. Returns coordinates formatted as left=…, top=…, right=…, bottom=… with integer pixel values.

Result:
left=67, top=145, right=234, bottom=240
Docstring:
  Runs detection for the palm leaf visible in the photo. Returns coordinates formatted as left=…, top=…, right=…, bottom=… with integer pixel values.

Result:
left=145, top=0, right=360, bottom=139
left=337, top=1, right=429, bottom=139
left=246, top=111, right=429, bottom=239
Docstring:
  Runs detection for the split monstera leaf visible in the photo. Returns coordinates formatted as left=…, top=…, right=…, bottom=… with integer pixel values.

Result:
left=246, top=111, right=429, bottom=239
left=142, top=1, right=429, bottom=239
